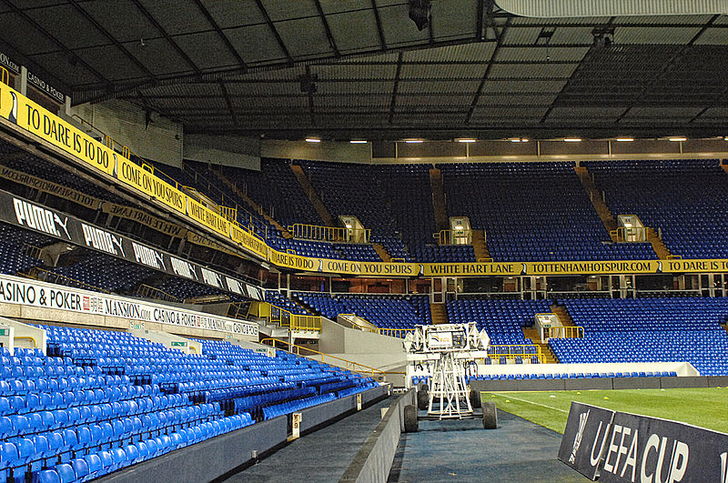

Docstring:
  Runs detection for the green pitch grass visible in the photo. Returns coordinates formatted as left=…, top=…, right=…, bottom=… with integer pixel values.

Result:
left=481, top=387, right=728, bottom=434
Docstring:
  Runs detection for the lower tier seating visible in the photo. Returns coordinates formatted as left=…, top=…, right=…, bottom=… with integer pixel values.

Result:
left=0, top=325, right=377, bottom=481
left=551, top=298, right=728, bottom=375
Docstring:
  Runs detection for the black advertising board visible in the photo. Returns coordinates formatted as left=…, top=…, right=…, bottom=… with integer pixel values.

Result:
left=599, top=411, right=728, bottom=483
left=560, top=402, right=728, bottom=483
left=558, top=402, right=616, bottom=480
left=0, top=189, right=262, bottom=300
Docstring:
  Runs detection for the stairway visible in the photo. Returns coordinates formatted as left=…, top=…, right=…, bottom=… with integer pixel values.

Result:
left=210, top=167, right=292, bottom=238
left=291, top=165, right=336, bottom=226
left=550, top=304, right=576, bottom=327
left=429, top=168, right=449, bottom=232
left=430, top=303, right=448, bottom=325
left=372, top=242, right=392, bottom=262
left=522, top=327, right=559, bottom=363
left=471, top=230, right=491, bottom=262
left=574, top=166, right=618, bottom=239
left=646, top=227, right=675, bottom=260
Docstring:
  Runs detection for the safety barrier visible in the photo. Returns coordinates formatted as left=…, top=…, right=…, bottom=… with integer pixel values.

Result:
left=488, top=344, right=544, bottom=363
left=248, top=302, right=321, bottom=331
left=136, top=284, right=180, bottom=303
left=289, top=223, right=370, bottom=243
left=23, top=267, right=111, bottom=295
left=377, top=328, right=415, bottom=339
left=545, top=326, right=584, bottom=339
left=261, top=337, right=385, bottom=379
left=290, top=314, right=321, bottom=332
left=434, top=229, right=471, bottom=246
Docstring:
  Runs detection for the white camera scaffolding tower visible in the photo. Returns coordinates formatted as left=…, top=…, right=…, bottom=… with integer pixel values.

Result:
left=404, top=323, right=490, bottom=419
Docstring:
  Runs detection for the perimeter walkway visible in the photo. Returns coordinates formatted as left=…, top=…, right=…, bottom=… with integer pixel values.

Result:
left=388, top=410, right=588, bottom=482
left=225, top=397, right=393, bottom=482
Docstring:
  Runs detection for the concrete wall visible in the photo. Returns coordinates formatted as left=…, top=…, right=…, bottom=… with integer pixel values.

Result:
left=0, top=316, right=46, bottom=354
left=70, top=100, right=183, bottom=167
left=319, top=318, right=405, bottom=355
left=184, top=134, right=261, bottom=170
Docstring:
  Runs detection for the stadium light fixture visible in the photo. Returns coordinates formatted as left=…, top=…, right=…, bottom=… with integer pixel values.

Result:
left=305, top=137, right=321, bottom=143
left=563, top=138, right=582, bottom=142
left=404, top=139, right=424, bottom=143
left=455, top=138, right=477, bottom=143
left=668, top=137, right=687, bottom=142
left=615, top=137, right=635, bottom=142
left=349, top=140, right=368, bottom=144
left=723, top=136, right=728, bottom=141
left=510, top=138, right=529, bottom=143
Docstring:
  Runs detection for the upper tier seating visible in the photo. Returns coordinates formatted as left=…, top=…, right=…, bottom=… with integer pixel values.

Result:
left=265, top=291, right=309, bottom=315
left=294, top=293, right=431, bottom=329
left=586, top=159, right=728, bottom=259
left=446, top=299, right=550, bottom=345
left=439, top=162, right=656, bottom=262
left=0, top=224, right=47, bottom=276
left=550, top=298, right=728, bottom=375
left=0, top=324, right=376, bottom=481
left=221, top=158, right=320, bottom=228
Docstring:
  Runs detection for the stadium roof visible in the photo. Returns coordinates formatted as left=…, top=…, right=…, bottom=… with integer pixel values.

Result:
left=2, top=1, right=728, bottom=140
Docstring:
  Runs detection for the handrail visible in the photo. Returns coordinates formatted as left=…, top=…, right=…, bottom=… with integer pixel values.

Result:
left=23, top=267, right=111, bottom=294
left=136, top=284, right=180, bottom=303
left=545, top=326, right=585, bottom=339
left=434, top=229, right=472, bottom=246
left=488, top=344, right=545, bottom=363
left=260, top=337, right=385, bottom=378
left=377, top=328, right=415, bottom=339
left=289, top=223, right=370, bottom=243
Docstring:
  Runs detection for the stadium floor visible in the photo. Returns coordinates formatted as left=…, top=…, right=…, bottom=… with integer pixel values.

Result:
left=224, top=397, right=393, bottom=482
left=387, top=410, right=587, bottom=482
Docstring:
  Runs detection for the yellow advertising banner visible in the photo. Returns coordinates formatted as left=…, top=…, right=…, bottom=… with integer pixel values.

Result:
left=229, top=224, right=268, bottom=259
left=102, top=202, right=187, bottom=238
left=422, top=262, right=522, bottom=277
left=661, top=259, right=728, bottom=273
left=0, top=84, right=115, bottom=175
left=319, top=259, right=419, bottom=276
left=0, top=165, right=102, bottom=210
left=116, top=157, right=186, bottom=214
left=186, top=197, right=230, bottom=236
left=523, top=260, right=660, bottom=275
left=268, top=250, right=320, bottom=272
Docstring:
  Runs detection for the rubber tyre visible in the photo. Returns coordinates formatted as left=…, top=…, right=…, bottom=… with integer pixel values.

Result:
left=469, top=389, right=482, bottom=409
left=404, top=405, right=419, bottom=433
left=416, top=389, right=429, bottom=410
left=482, top=401, right=498, bottom=429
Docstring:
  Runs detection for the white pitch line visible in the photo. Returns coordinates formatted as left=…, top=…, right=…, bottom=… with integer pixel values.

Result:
left=490, top=393, right=569, bottom=413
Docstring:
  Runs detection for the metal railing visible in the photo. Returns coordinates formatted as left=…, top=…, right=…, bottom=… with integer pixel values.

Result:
left=289, top=223, right=370, bottom=243
left=434, top=229, right=472, bottom=246
left=260, top=337, right=386, bottom=378
left=290, top=314, right=321, bottom=332
left=377, top=328, right=415, bottom=339
left=544, top=326, right=585, bottom=339
left=487, top=344, right=544, bottom=363
left=136, top=284, right=180, bottom=303
left=23, top=267, right=111, bottom=294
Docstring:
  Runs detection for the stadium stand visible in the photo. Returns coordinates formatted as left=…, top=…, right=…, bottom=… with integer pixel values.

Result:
left=586, top=159, right=728, bottom=259
left=446, top=299, right=549, bottom=346
left=439, top=162, right=656, bottom=262
left=550, top=298, right=728, bottom=375
left=0, top=325, right=376, bottom=481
